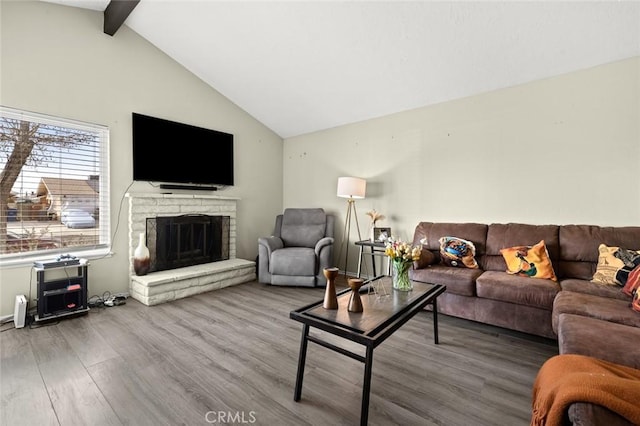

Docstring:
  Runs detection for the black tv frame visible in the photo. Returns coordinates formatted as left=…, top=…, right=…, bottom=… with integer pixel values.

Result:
left=132, top=112, right=234, bottom=188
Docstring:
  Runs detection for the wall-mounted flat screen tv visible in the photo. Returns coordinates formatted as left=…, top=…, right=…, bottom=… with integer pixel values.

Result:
left=132, top=112, right=234, bottom=187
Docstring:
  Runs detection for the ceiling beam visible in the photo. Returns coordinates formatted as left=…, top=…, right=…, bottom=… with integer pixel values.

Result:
left=104, top=0, right=140, bottom=36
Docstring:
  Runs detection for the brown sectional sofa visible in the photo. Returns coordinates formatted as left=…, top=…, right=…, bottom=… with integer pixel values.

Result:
left=410, top=222, right=560, bottom=338
left=409, top=222, right=640, bottom=425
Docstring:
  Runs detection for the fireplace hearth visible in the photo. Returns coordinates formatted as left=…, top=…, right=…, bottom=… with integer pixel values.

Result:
left=146, top=214, right=230, bottom=273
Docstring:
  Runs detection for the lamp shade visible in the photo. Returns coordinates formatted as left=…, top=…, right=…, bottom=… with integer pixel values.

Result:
left=337, top=177, right=366, bottom=199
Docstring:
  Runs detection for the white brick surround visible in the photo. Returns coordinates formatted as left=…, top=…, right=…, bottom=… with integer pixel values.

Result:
left=126, top=193, right=255, bottom=306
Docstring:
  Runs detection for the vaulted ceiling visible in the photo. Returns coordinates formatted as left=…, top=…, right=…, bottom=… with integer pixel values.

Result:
left=43, top=1, right=640, bottom=138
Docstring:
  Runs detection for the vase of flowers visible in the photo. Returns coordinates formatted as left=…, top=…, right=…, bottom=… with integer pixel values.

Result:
left=385, top=239, right=421, bottom=291
left=365, top=209, right=385, bottom=242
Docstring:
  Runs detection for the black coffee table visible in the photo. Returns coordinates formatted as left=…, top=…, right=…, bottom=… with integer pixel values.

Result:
left=290, top=276, right=446, bottom=425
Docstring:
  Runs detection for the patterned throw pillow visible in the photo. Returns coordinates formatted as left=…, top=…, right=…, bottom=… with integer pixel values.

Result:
left=500, top=240, right=557, bottom=281
left=591, top=244, right=640, bottom=286
left=438, top=236, right=479, bottom=269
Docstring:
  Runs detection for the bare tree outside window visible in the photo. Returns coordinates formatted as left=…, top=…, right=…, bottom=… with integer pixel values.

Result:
left=0, top=107, right=109, bottom=261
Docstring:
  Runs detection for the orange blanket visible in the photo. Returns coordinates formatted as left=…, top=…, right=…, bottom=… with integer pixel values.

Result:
left=531, top=354, right=640, bottom=426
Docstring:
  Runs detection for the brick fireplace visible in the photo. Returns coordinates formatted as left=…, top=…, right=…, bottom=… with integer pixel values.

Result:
left=126, top=193, right=255, bottom=306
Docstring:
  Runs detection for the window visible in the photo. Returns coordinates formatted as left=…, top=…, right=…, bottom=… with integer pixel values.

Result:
left=0, top=106, right=110, bottom=265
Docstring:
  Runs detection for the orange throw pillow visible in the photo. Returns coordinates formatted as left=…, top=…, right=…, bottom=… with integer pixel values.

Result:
left=500, top=240, right=557, bottom=281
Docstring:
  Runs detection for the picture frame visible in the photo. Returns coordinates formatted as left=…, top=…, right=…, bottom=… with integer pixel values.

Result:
left=373, top=227, right=391, bottom=243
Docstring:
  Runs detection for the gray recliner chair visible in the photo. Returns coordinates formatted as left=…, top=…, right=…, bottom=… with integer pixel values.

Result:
left=258, top=208, right=335, bottom=287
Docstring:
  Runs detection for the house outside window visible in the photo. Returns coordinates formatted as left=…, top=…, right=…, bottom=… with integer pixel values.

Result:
left=0, top=106, right=110, bottom=265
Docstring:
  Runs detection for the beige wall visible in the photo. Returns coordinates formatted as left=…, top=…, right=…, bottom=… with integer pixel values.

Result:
left=1, top=2, right=638, bottom=316
left=284, top=57, right=640, bottom=275
left=0, top=1, right=283, bottom=316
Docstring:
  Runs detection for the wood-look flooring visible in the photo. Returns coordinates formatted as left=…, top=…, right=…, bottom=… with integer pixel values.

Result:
left=1, top=278, right=558, bottom=426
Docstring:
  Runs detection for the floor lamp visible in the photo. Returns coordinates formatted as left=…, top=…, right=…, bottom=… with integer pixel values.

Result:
left=336, top=177, right=366, bottom=277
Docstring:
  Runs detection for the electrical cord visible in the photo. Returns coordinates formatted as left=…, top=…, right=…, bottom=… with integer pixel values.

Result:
left=101, top=180, right=134, bottom=260
left=82, top=179, right=133, bottom=263
left=88, top=291, right=111, bottom=308
left=88, top=291, right=127, bottom=308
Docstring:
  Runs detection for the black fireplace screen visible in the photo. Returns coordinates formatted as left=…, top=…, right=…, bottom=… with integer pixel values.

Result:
left=146, top=215, right=230, bottom=273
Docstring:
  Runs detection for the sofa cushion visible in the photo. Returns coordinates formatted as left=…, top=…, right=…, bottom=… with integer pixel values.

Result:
left=552, top=291, right=640, bottom=332
left=476, top=271, right=560, bottom=310
left=557, top=313, right=640, bottom=369
left=409, top=265, right=481, bottom=296
left=438, top=236, right=479, bottom=268
left=560, top=278, right=630, bottom=301
left=485, top=223, right=559, bottom=272
left=592, top=244, right=640, bottom=286
left=500, top=240, right=557, bottom=281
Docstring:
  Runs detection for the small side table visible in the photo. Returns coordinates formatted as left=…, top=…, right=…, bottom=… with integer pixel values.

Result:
left=355, top=240, right=390, bottom=280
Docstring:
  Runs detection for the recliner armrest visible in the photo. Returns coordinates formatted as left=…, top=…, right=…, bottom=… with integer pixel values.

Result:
left=259, top=236, right=284, bottom=257
left=315, top=237, right=334, bottom=256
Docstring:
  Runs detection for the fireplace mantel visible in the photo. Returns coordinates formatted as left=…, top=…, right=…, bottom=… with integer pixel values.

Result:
left=125, top=192, right=241, bottom=201
left=125, top=192, right=255, bottom=305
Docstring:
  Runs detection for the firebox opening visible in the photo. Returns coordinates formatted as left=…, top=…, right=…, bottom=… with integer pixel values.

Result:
left=146, top=215, right=230, bottom=273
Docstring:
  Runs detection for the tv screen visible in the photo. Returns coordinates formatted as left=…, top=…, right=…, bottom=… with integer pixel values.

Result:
left=132, top=113, right=234, bottom=187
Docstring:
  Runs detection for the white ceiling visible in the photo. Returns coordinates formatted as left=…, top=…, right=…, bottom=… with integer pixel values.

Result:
left=43, top=1, right=640, bottom=138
